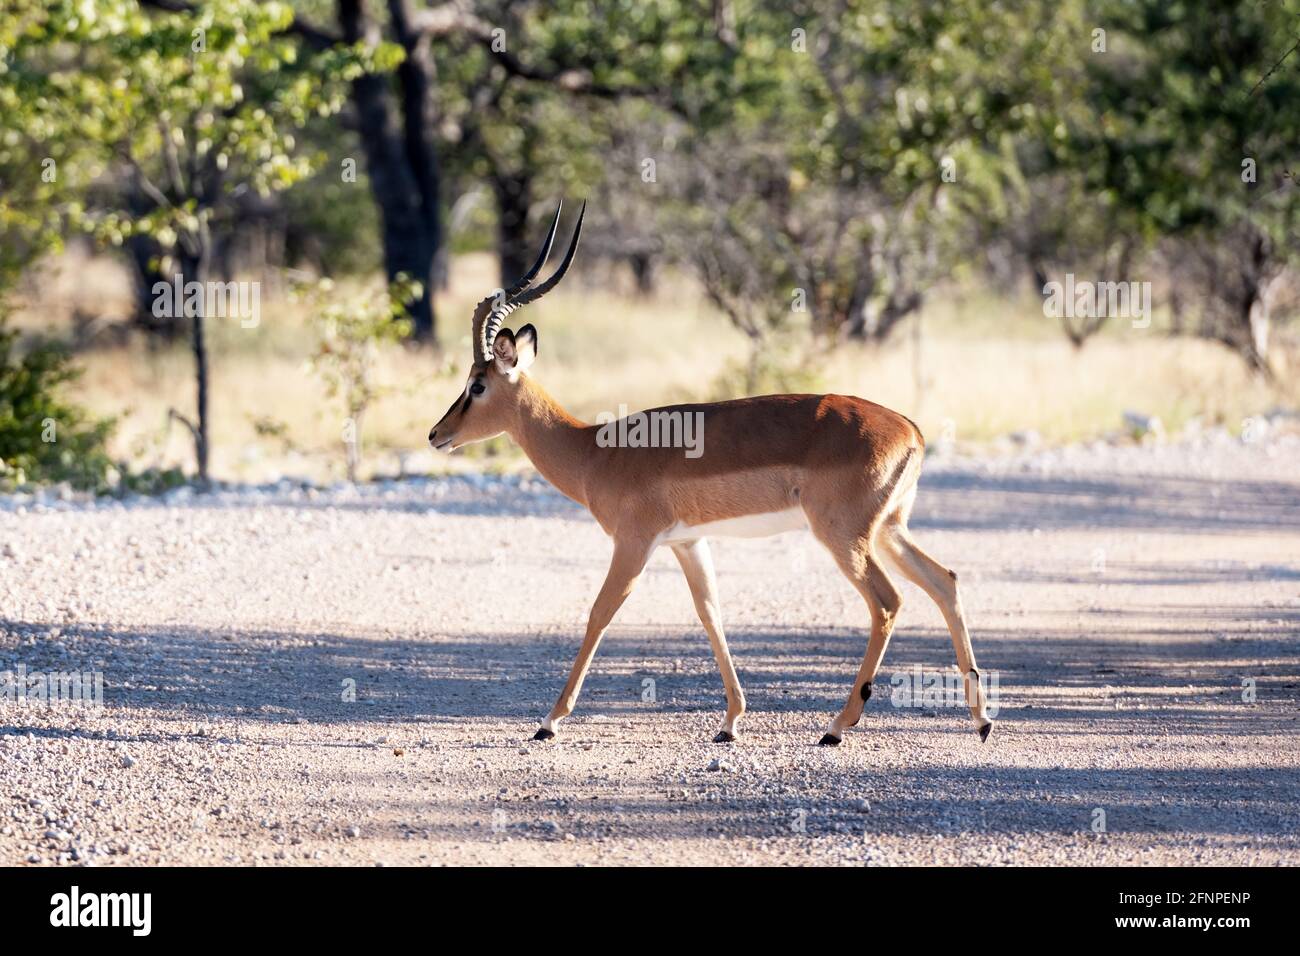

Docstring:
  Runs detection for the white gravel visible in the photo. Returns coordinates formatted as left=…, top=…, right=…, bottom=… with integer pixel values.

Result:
left=1, top=432, right=1298, bottom=866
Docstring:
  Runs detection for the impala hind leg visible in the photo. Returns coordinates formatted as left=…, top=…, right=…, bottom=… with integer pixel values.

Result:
left=877, top=522, right=993, bottom=741
left=809, top=526, right=903, bottom=746
left=671, top=539, right=746, bottom=742
left=534, top=536, right=652, bottom=740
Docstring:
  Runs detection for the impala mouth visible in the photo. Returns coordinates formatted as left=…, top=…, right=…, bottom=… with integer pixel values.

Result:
left=432, top=438, right=454, bottom=451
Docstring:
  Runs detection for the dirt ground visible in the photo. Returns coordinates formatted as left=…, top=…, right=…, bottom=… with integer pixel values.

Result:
left=2, top=436, right=1298, bottom=866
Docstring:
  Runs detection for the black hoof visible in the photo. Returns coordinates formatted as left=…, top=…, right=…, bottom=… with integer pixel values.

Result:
left=818, top=733, right=841, bottom=747
left=978, top=722, right=993, bottom=743
left=713, top=731, right=735, bottom=743
left=532, top=728, right=555, bottom=741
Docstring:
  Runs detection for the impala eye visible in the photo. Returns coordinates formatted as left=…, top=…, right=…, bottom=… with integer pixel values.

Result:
left=470, top=382, right=486, bottom=396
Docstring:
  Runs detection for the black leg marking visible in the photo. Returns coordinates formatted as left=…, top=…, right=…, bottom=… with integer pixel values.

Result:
left=860, top=682, right=872, bottom=701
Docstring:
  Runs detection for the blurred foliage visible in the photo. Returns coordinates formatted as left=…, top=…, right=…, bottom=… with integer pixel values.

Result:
left=0, top=0, right=1296, bottom=492
left=0, top=0, right=405, bottom=482
left=0, top=0, right=400, bottom=276
left=707, top=329, right=826, bottom=398
left=279, top=157, right=384, bottom=275
left=1066, top=0, right=1300, bottom=370
left=426, top=0, right=747, bottom=283
left=638, top=0, right=1085, bottom=347
left=297, top=273, right=420, bottom=480
left=1077, top=0, right=1299, bottom=237
left=0, top=316, right=115, bottom=491
left=119, top=464, right=189, bottom=495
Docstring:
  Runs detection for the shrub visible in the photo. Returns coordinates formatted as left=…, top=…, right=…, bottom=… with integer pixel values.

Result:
left=0, top=318, right=115, bottom=492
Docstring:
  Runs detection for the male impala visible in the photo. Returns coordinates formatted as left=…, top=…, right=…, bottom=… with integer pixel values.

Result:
left=428, top=202, right=993, bottom=746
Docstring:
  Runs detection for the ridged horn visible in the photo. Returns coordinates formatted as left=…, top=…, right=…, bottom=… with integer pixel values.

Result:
left=470, top=202, right=564, bottom=364
left=480, top=201, right=585, bottom=359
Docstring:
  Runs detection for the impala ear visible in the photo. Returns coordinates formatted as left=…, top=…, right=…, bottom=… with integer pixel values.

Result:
left=492, top=328, right=517, bottom=374
left=513, top=324, right=538, bottom=373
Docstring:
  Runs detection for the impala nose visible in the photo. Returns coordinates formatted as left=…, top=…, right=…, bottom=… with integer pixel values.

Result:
left=428, top=427, right=437, bottom=445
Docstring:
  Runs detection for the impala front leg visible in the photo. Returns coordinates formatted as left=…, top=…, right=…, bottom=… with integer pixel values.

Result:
left=534, top=535, right=653, bottom=740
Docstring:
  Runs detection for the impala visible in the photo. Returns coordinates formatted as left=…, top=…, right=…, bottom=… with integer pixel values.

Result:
left=428, top=202, right=994, bottom=746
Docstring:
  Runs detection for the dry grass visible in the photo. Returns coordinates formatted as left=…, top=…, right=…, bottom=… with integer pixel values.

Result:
left=9, top=247, right=1298, bottom=483
left=818, top=288, right=1297, bottom=445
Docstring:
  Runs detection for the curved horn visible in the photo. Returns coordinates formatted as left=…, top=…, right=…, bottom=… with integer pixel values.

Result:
left=505, top=201, right=585, bottom=309
left=506, top=201, right=563, bottom=298
left=471, top=202, right=563, bottom=364
left=481, top=201, right=586, bottom=358
left=469, top=295, right=498, bottom=365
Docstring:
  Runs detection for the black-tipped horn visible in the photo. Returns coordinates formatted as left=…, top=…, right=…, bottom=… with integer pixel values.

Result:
left=505, top=202, right=563, bottom=298
left=482, top=201, right=586, bottom=359
left=507, top=201, right=585, bottom=309
left=473, top=202, right=562, bottom=364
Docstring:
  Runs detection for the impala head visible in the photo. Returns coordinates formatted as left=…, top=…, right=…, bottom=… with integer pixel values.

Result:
left=428, top=201, right=585, bottom=452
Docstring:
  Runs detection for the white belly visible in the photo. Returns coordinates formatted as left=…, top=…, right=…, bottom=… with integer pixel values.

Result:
left=656, top=506, right=808, bottom=545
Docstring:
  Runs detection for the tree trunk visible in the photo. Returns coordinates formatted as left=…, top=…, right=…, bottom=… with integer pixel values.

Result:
left=1234, top=280, right=1276, bottom=379
left=1168, top=283, right=1185, bottom=336
left=628, top=252, right=656, bottom=295
left=126, top=184, right=182, bottom=340
left=126, top=233, right=183, bottom=340
left=1233, top=231, right=1278, bottom=379
left=178, top=226, right=211, bottom=487
left=492, top=171, right=532, bottom=286
left=339, top=0, right=440, bottom=341
left=744, top=333, right=762, bottom=394
left=345, top=406, right=363, bottom=483
left=850, top=289, right=922, bottom=343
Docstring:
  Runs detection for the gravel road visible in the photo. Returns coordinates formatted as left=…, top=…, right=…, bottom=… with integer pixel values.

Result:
left=2, top=433, right=1298, bottom=866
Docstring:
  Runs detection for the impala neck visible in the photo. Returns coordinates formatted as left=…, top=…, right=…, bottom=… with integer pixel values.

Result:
left=507, top=375, right=591, bottom=507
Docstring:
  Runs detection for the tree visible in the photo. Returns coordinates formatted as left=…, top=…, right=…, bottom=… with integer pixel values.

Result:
left=428, top=0, right=738, bottom=286
left=300, top=274, right=418, bottom=482
left=3, top=0, right=395, bottom=483
left=632, top=0, right=1074, bottom=353
left=1074, top=0, right=1300, bottom=374
left=0, top=315, right=115, bottom=492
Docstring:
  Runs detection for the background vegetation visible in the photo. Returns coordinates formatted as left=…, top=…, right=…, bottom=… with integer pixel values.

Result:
left=1, top=0, right=1297, bottom=487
